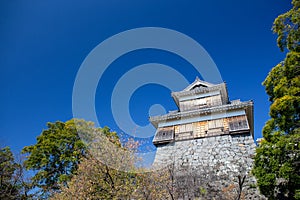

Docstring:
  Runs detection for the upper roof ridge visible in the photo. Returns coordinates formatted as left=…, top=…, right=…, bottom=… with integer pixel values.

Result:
left=183, top=77, right=216, bottom=91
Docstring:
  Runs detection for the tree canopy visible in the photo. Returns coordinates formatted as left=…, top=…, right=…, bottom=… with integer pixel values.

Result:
left=50, top=155, right=178, bottom=200
left=252, top=0, right=300, bottom=199
left=0, top=146, right=31, bottom=199
left=22, top=118, right=121, bottom=197
left=22, top=119, right=87, bottom=194
left=0, top=146, right=20, bottom=199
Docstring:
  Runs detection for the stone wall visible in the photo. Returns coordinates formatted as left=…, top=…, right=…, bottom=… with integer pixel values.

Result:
left=154, top=133, right=265, bottom=199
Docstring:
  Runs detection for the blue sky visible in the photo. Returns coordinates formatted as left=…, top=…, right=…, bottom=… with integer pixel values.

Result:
left=0, top=0, right=291, bottom=158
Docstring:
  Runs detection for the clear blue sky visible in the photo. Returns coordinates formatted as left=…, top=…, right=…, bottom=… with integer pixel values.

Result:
left=0, top=0, right=291, bottom=156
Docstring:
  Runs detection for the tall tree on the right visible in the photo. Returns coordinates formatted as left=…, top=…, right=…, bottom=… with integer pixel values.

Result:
left=252, top=0, right=300, bottom=199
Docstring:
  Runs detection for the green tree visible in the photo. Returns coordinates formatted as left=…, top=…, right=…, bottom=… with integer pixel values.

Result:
left=22, top=119, right=119, bottom=197
left=0, top=146, right=21, bottom=199
left=253, top=0, right=300, bottom=199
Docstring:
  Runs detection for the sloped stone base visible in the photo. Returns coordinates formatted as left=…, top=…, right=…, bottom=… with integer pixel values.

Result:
left=153, top=133, right=266, bottom=199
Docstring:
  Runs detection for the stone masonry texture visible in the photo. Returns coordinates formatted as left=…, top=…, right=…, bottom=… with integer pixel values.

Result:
left=154, top=133, right=266, bottom=200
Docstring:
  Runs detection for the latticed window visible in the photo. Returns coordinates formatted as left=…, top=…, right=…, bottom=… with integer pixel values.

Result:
left=206, top=95, right=222, bottom=107
left=175, top=123, right=194, bottom=140
left=228, top=115, right=249, bottom=131
left=179, top=95, right=222, bottom=111
left=177, top=123, right=193, bottom=133
left=153, top=126, right=174, bottom=143
left=180, top=98, right=207, bottom=111
left=208, top=119, right=223, bottom=129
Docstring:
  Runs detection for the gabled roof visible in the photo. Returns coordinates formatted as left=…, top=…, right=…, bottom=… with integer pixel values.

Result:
left=171, top=77, right=228, bottom=109
left=182, top=77, right=215, bottom=91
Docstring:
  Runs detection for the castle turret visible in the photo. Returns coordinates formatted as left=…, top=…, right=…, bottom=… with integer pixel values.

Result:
left=150, top=77, right=254, bottom=145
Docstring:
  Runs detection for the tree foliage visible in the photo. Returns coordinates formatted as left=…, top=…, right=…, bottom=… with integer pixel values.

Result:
left=49, top=135, right=137, bottom=199
left=0, top=146, right=20, bottom=199
left=51, top=156, right=137, bottom=200
left=273, top=0, right=300, bottom=52
left=0, top=146, right=32, bottom=199
left=50, top=135, right=176, bottom=200
left=22, top=119, right=87, bottom=194
left=22, top=118, right=120, bottom=197
left=51, top=156, right=177, bottom=200
left=253, top=0, right=300, bottom=199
